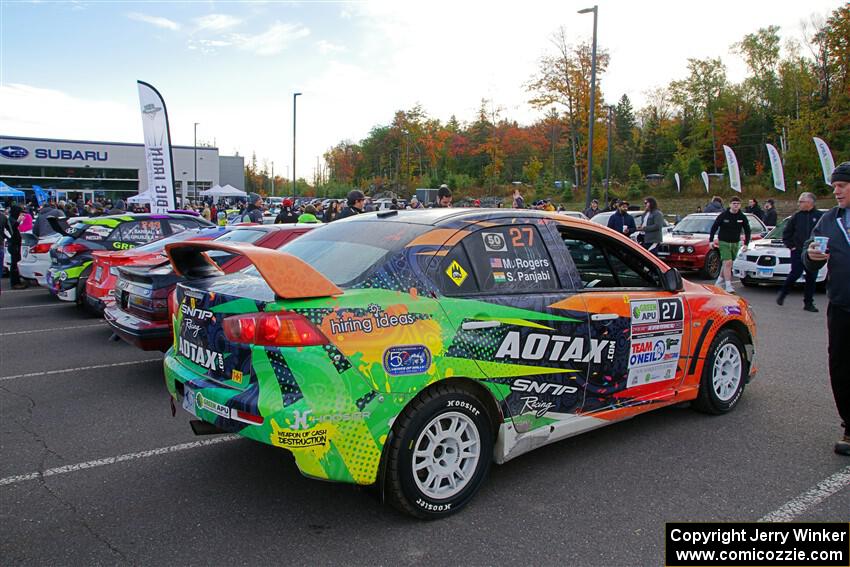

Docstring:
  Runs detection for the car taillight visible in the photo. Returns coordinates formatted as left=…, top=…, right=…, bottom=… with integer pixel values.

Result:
left=30, top=243, right=52, bottom=254
left=223, top=312, right=328, bottom=347
left=58, top=243, right=88, bottom=257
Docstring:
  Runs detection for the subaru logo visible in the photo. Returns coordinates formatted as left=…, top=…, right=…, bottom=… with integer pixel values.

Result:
left=0, top=145, right=29, bottom=159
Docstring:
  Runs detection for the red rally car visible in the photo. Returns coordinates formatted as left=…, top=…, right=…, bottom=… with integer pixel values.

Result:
left=104, top=224, right=317, bottom=351
left=657, top=213, right=768, bottom=279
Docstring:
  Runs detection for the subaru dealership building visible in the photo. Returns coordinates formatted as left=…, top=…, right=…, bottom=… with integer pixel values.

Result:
left=0, top=135, right=244, bottom=204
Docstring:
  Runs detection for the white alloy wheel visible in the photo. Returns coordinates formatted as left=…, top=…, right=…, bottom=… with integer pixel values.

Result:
left=712, top=343, right=742, bottom=402
left=412, top=411, right=481, bottom=500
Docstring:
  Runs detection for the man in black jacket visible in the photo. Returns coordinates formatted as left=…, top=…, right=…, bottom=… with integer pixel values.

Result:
left=745, top=198, right=764, bottom=221
left=777, top=192, right=823, bottom=311
left=337, top=190, right=366, bottom=220
left=708, top=196, right=751, bottom=293
left=763, top=199, right=777, bottom=227
left=803, top=161, right=850, bottom=456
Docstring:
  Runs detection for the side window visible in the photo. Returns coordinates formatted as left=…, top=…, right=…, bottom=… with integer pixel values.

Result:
left=438, top=243, right=479, bottom=296
left=463, top=225, right=559, bottom=293
left=168, top=219, right=197, bottom=233
left=81, top=224, right=116, bottom=243
left=114, top=220, right=164, bottom=244
left=560, top=228, right=662, bottom=289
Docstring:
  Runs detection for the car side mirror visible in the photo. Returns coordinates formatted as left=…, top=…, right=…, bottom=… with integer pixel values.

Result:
left=662, top=267, right=683, bottom=292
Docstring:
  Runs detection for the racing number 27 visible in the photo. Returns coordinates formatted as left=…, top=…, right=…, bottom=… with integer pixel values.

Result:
left=509, top=227, right=534, bottom=248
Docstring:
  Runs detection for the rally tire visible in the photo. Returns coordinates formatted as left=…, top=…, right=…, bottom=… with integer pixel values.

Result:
left=385, top=383, right=493, bottom=519
left=701, top=250, right=721, bottom=280
left=75, top=276, right=88, bottom=308
left=693, top=329, right=748, bottom=414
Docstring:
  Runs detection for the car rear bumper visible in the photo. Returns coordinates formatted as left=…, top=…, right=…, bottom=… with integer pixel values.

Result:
left=163, top=351, right=383, bottom=485
left=104, top=305, right=172, bottom=351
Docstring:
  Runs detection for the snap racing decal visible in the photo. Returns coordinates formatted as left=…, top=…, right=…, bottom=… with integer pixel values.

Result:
left=627, top=298, right=684, bottom=387
left=511, top=378, right=579, bottom=419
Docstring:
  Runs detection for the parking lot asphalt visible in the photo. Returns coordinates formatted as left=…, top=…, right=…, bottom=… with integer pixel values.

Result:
left=1, top=277, right=848, bottom=566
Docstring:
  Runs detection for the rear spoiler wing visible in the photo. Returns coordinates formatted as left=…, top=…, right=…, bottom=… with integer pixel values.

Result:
left=164, top=241, right=343, bottom=300
left=47, top=216, right=75, bottom=237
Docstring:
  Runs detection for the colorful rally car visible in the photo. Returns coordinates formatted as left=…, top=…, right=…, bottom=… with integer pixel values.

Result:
left=162, top=209, right=757, bottom=518
left=46, top=213, right=212, bottom=305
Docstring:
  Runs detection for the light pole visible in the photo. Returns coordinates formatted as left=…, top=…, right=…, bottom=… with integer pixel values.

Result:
left=193, top=122, right=199, bottom=202
left=605, top=105, right=613, bottom=206
left=292, top=92, right=302, bottom=197
left=578, top=5, right=598, bottom=210
left=271, top=161, right=275, bottom=196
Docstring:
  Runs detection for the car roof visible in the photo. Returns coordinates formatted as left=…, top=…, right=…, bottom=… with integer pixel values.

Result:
left=338, top=207, right=600, bottom=228
left=228, top=223, right=320, bottom=232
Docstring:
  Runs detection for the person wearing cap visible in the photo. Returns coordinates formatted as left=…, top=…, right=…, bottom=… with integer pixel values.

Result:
left=434, top=185, right=452, bottom=208
left=583, top=199, right=600, bottom=219
left=607, top=200, right=636, bottom=236
left=241, top=193, right=264, bottom=223
left=337, top=190, right=366, bottom=220
left=275, top=198, right=298, bottom=223
left=472, top=199, right=481, bottom=208
left=803, top=161, right=850, bottom=456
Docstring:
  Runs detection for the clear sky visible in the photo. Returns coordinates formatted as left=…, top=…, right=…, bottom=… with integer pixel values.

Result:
left=0, top=0, right=843, bottom=184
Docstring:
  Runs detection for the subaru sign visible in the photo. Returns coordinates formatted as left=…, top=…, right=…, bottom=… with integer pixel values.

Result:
left=0, top=145, right=29, bottom=159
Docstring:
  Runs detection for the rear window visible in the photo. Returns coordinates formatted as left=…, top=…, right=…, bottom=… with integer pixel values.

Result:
left=133, top=229, right=205, bottom=252
left=247, top=221, right=430, bottom=287
left=215, top=229, right=267, bottom=244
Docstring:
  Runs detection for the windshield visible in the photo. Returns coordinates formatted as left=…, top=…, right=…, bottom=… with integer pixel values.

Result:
left=243, top=221, right=430, bottom=287
left=765, top=217, right=788, bottom=240
left=673, top=216, right=715, bottom=234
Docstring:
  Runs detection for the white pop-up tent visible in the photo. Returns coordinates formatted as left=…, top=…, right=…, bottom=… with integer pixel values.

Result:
left=200, top=185, right=247, bottom=197
left=127, top=191, right=152, bottom=203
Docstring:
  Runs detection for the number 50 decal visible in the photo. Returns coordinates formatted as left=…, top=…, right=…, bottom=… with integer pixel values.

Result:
left=509, top=227, right=535, bottom=247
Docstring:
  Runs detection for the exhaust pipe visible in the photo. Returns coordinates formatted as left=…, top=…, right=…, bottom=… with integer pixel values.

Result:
left=190, top=420, right=228, bottom=436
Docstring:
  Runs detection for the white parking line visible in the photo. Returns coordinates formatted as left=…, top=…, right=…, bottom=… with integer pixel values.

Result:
left=0, top=359, right=161, bottom=382
left=0, top=323, right=105, bottom=336
left=0, top=435, right=239, bottom=487
left=0, top=303, right=71, bottom=310
left=759, top=466, right=850, bottom=522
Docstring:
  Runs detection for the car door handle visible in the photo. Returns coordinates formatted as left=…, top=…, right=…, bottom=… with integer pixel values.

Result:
left=462, top=320, right=502, bottom=330
left=590, top=313, right=619, bottom=321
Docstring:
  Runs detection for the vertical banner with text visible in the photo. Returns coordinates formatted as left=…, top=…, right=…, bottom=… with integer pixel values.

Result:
left=137, top=81, right=176, bottom=214
left=813, top=137, right=836, bottom=186
left=674, top=172, right=681, bottom=192
left=701, top=171, right=710, bottom=193
left=723, top=145, right=742, bottom=193
left=765, top=143, right=786, bottom=192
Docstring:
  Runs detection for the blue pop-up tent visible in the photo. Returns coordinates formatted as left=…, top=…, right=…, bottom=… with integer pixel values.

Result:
left=0, top=181, right=25, bottom=198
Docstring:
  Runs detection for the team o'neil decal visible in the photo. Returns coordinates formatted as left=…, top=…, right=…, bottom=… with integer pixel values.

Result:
left=495, top=331, right=614, bottom=363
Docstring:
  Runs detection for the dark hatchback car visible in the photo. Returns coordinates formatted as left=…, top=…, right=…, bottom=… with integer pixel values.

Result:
left=46, top=213, right=213, bottom=305
left=105, top=224, right=317, bottom=351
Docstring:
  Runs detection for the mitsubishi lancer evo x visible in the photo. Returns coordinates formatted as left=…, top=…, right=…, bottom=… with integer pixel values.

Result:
left=161, top=209, right=757, bottom=519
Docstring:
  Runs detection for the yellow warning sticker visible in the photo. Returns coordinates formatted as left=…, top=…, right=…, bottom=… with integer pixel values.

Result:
left=231, top=369, right=243, bottom=384
left=445, top=260, right=468, bottom=287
